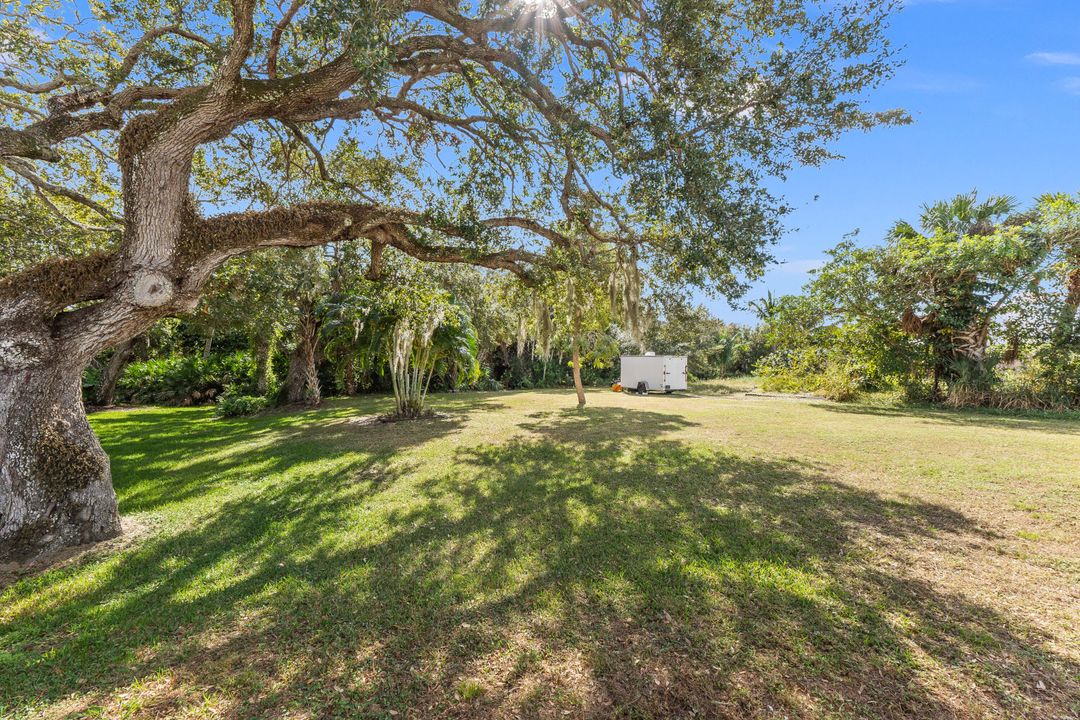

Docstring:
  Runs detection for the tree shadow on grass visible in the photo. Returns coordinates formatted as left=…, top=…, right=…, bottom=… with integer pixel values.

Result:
left=1, top=406, right=1076, bottom=719
left=518, top=406, right=700, bottom=444
left=93, top=396, right=490, bottom=514
left=812, top=401, right=1080, bottom=436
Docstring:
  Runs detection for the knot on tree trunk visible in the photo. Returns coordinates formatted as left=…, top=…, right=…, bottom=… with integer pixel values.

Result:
left=131, top=271, right=176, bottom=307
left=0, top=327, right=51, bottom=371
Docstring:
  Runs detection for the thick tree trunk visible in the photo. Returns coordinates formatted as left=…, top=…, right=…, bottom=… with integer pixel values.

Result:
left=201, top=328, right=215, bottom=360
left=96, top=338, right=138, bottom=406
left=342, top=356, right=357, bottom=396
left=253, top=334, right=274, bottom=395
left=0, top=206, right=376, bottom=560
left=284, top=309, right=320, bottom=405
left=1, top=360, right=121, bottom=562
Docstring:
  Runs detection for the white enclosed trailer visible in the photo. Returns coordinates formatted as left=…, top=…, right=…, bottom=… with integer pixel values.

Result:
left=619, top=353, right=688, bottom=394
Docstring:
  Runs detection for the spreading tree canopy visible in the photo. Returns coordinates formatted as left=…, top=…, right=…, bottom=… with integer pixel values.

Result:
left=0, top=0, right=905, bottom=559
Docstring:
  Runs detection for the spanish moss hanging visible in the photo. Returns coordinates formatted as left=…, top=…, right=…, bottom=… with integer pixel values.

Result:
left=609, top=245, right=644, bottom=349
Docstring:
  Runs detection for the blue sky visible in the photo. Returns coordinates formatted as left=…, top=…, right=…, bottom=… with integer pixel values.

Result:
left=707, top=0, right=1080, bottom=324
left=18, top=0, right=1077, bottom=324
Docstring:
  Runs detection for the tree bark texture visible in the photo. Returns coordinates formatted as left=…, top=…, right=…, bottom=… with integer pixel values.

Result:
left=1, top=356, right=121, bottom=561
left=284, top=306, right=321, bottom=405
left=0, top=206, right=373, bottom=561
left=572, top=341, right=586, bottom=408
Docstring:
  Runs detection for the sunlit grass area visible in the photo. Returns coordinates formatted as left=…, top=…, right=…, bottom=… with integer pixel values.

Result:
left=684, top=375, right=760, bottom=396
left=2, top=389, right=1078, bottom=718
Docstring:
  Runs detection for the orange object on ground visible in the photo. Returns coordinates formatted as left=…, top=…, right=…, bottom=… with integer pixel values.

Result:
left=612, top=383, right=622, bottom=392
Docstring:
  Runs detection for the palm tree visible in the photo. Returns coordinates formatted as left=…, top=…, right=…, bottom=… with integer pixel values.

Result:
left=889, top=191, right=1017, bottom=240
left=748, top=291, right=780, bottom=322
left=887, top=192, right=1028, bottom=396
left=428, top=305, right=482, bottom=394
left=321, top=293, right=480, bottom=418
left=708, top=334, right=739, bottom=377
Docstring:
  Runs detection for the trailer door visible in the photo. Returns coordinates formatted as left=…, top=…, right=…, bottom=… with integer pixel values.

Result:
left=663, top=356, right=688, bottom=391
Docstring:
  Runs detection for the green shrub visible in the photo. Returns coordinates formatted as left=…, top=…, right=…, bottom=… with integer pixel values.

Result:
left=116, top=351, right=256, bottom=405
left=471, top=367, right=503, bottom=392
left=758, top=350, right=863, bottom=402
left=580, top=361, right=618, bottom=387
left=81, top=364, right=103, bottom=398
left=758, top=370, right=812, bottom=394
left=901, top=378, right=936, bottom=404
left=214, top=392, right=269, bottom=417
left=961, top=352, right=1080, bottom=411
left=1032, top=347, right=1080, bottom=407
left=756, top=347, right=824, bottom=394
left=816, top=361, right=862, bottom=402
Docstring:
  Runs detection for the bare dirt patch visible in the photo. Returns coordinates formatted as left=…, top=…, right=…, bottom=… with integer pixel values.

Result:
left=0, top=515, right=157, bottom=587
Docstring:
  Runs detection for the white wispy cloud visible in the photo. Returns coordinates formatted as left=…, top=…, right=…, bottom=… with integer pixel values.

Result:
left=1026, top=51, right=1080, bottom=66
left=1062, top=78, right=1080, bottom=96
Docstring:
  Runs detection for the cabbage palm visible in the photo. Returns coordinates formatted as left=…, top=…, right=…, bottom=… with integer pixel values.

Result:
left=889, top=191, right=1017, bottom=240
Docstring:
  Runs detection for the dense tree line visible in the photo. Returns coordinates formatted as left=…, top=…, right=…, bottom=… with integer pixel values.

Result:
left=758, top=192, right=1080, bottom=407
left=83, top=251, right=766, bottom=414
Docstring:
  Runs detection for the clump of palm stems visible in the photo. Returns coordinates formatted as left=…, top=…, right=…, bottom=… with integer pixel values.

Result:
left=389, top=312, right=442, bottom=419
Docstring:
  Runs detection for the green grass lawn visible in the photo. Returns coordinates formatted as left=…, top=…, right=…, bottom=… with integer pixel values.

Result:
left=2, top=388, right=1078, bottom=719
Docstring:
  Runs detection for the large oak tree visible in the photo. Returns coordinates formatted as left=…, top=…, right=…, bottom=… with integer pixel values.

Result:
left=0, top=0, right=904, bottom=560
